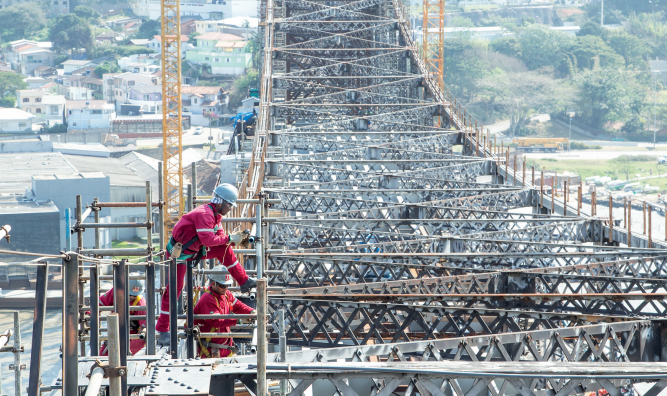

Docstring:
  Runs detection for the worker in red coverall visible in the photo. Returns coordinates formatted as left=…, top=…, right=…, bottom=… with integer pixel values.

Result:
left=98, top=276, right=147, bottom=355
left=156, top=183, right=256, bottom=346
left=194, top=267, right=255, bottom=358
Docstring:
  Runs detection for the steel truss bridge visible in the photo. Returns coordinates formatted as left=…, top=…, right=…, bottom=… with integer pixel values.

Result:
left=203, top=0, right=667, bottom=394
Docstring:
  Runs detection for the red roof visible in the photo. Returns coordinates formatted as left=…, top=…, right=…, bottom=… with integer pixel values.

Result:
left=153, top=35, right=189, bottom=42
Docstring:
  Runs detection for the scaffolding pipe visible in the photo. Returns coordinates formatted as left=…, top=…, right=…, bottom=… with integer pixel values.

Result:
left=84, top=366, right=105, bottom=396
left=107, top=314, right=122, bottom=396
left=12, top=311, right=21, bottom=396
left=62, top=254, right=78, bottom=396
left=114, top=259, right=129, bottom=393
left=257, top=278, right=267, bottom=396
left=27, top=262, right=48, bottom=396
left=169, top=258, right=178, bottom=359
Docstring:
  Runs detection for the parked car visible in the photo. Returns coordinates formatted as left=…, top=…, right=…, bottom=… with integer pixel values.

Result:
left=658, top=156, right=667, bottom=164
left=194, top=127, right=203, bottom=135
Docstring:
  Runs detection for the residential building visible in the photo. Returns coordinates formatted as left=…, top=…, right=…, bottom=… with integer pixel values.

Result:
left=103, top=73, right=120, bottom=103
left=16, top=90, right=66, bottom=125
left=149, top=35, right=192, bottom=58
left=108, top=17, right=143, bottom=29
left=4, top=40, right=55, bottom=76
left=195, top=16, right=258, bottom=39
left=61, top=60, right=97, bottom=75
left=186, top=32, right=251, bottom=75
left=127, top=39, right=151, bottom=47
left=0, top=61, right=11, bottom=72
left=65, top=86, right=96, bottom=101
left=182, top=86, right=228, bottom=125
left=127, top=85, right=162, bottom=114
left=103, top=72, right=161, bottom=110
left=0, top=108, right=34, bottom=133
left=82, top=76, right=104, bottom=100
left=33, top=66, right=58, bottom=78
left=66, top=100, right=115, bottom=129
left=25, top=77, right=52, bottom=88
left=96, top=32, right=120, bottom=43
left=182, top=18, right=198, bottom=35
left=118, top=54, right=161, bottom=73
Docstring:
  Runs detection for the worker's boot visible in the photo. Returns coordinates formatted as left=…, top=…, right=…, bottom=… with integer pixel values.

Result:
left=157, top=331, right=170, bottom=348
left=240, top=277, right=257, bottom=293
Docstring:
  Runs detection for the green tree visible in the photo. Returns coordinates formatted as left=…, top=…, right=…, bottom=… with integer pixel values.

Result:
left=135, top=19, right=160, bottom=39
left=576, top=21, right=608, bottom=39
left=48, top=14, right=93, bottom=52
left=574, top=68, right=646, bottom=128
left=607, top=31, right=651, bottom=68
left=478, top=70, right=573, bottom=138
left=228, top=69, right=259, bottom=109
left=73, top=6, right=101, bottom=23
left=517, top=24, right=573, bottom=70
left=95, top=61, right=120, bottom=76
left=442, top=38, right=488, bottom=100
left=0, top=3, right=46, bottom=39
left=569, top=35, right=624, bottom=70
left=0, top=97, right=15, bottom=108
left=449, top=16, right=474, bottom=27
left=0, top=71, right=27, bottom=98
left=489, top=36, right=521, bottom=58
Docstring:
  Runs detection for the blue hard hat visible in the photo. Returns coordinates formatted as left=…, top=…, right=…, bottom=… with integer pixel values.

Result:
left=211, top=183, right=238, bottom=207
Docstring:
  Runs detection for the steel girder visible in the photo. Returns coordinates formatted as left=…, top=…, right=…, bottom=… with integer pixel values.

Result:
left=242, top=0, right=667, bottom=386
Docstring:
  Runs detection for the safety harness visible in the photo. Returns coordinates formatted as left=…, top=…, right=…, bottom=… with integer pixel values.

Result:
left=167, top=204, right=220, bottom=262
left=197, top=290, right=238, bottom=357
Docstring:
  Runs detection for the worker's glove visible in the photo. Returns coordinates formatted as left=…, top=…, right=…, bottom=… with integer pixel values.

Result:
left=229, top=231, right=251, bottom=248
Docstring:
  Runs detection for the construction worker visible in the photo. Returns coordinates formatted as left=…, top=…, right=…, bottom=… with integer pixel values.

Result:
left=98, top=276, right=147, bottom=355
left=194, top=267, right=255, bottom=358
left=156, top=183, right=257, bottom=346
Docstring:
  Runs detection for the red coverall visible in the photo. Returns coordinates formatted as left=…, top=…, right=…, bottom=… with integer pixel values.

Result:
left=98, top=288, right=147, bottom=355
left=194, top=285, right=253, bottom=358
left=156, top=203, right=249, bottom=332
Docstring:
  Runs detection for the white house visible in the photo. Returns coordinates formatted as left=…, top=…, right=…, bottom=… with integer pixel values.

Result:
left=149, top=35, right=192, bottom=58
left=182, top=86, right=228, bottom=126
left=65, top=86, right=96, bottom=101
left=66, top=100, right=115, bottom=130
left=16, top=90, right=66, bottom=126
left=61, top=60, right=97, bottom=75
left=0, top=108, right=35, bottom=134
left=118, top=54, right=161, bottom=73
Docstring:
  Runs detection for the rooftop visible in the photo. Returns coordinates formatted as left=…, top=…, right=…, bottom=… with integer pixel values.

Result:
left=0, top=152, right=76, bottom=194
left=63, top=155, right=146, bottom=187
left=0, top=195, right=59, bottom=215
left=61, top=60, right=94, bottom=66
left=0, top=108, right=35, bottom=121
left=182, top=86, right=223, bottom=95
left=195, top=32, right=244, bottom=41
left=215, top=41, right=247, bottom=48
left=128, top=39, right=150, bottom=45
left=152, top=35, right=189, bottom=42
left=66, top=100, right=114, bottom=110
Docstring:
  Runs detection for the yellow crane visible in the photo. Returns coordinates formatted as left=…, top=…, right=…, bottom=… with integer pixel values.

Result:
left=161, top=0, right=184, bottom=237
left=423, top=0, right=444, bottom=92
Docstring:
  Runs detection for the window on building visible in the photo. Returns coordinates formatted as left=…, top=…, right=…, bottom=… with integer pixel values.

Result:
left=35, top=98, right=41, bottom=103
left=50, top=105, right=58, bottom=113
left=143, top=94, right=149, bottom=100
left=22, top=98, right=28, bottom=102
left=26, top=108, right=31, bottom=113
left=214, top=58, right=219, bottom=63
left=92, top=110, right=102, bottom=114
left=183, top=107, right=190, bottom=112
left=68, top=110, right=72, bottom=115
left=205, top=57, right=209, bottom=61
left=226, top=58, right=230, bottom=63
left=72, top=122, right=77, bottom=126
left=128, top=81, right=135, bottom=86
left=36, top=108, right=41, bottom=113
left=193, top=98, right=197, bottom=104
left=18, top=122, right=26, bottom=128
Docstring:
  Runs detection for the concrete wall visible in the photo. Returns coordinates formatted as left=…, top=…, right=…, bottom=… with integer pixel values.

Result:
left=50, top=131, right=106, bottom=144
left=0, top=207, right=60, bottom=262
left=32, top=174, right=111, bottom=250
left=0, top=140, right=53, bottom=153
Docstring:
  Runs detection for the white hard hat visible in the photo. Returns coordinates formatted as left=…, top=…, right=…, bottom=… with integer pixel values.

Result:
left=207, top=265, right=234, bottom=286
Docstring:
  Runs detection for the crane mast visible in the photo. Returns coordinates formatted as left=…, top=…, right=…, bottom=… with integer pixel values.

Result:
left=423, top=0, right=444, bottom=92
left=161, top=0, right=184, bottom=237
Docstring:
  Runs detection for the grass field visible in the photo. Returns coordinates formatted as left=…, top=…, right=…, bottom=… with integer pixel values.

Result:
left=528, top=156, right=667, bottom=192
